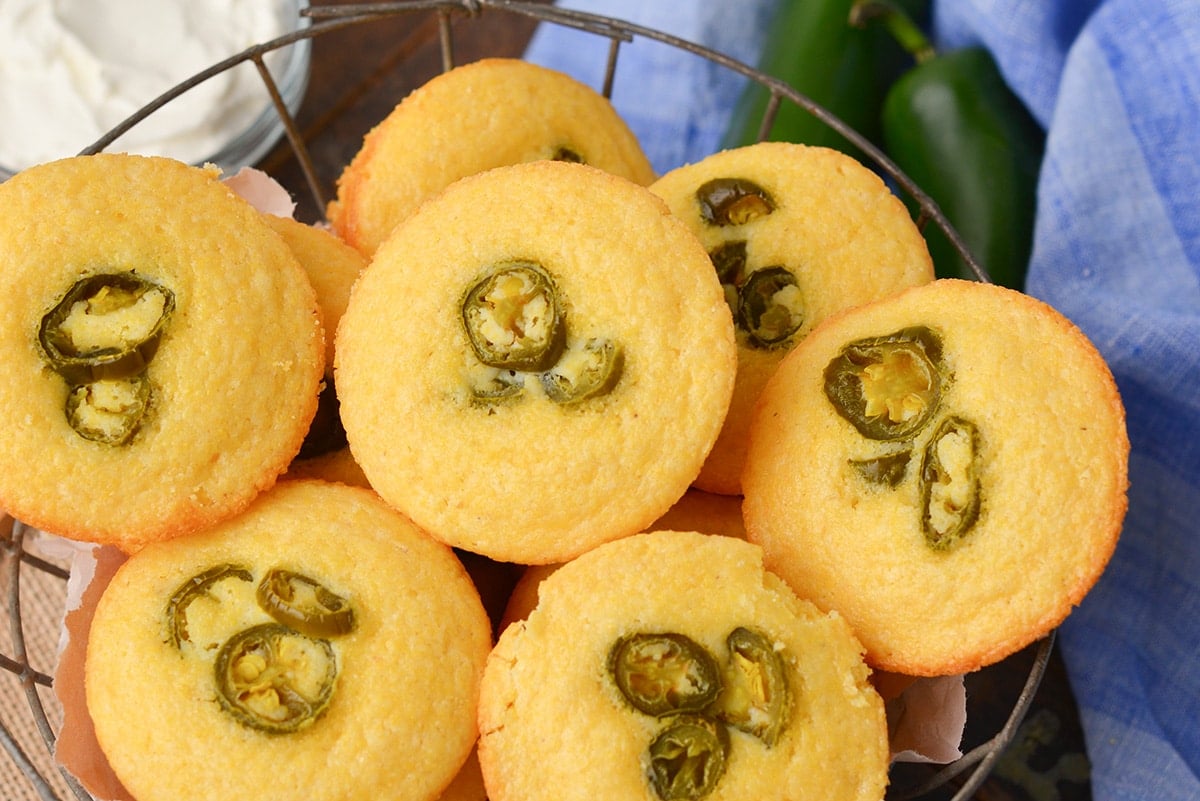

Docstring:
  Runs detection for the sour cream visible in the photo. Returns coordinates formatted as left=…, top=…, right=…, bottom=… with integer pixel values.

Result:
left=0, top=0, right=303, bottom=174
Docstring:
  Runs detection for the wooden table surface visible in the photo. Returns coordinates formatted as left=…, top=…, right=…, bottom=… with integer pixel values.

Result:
left=0, top=3, right=1095, bottom=800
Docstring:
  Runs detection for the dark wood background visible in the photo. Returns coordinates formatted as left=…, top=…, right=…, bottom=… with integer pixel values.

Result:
left=260, top=1, right=546, bottom=223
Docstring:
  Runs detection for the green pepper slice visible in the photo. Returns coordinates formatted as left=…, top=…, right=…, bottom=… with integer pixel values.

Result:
left=462, top=262, right=565, bottom=371
left=166, top=564, right=254, bottom=649
left=65, top=374, right=151, bottom=445
left=823, top=326, right=944, bottom=441
left=716, top=627, right=791, bottom=746
left=920, top=416, right=982, bottom=550
left=256, top=568, right=355, bottom=639
left=647, top=715, right=730, bottom=800
left=850, top=449, right=912, bottom=487
left=552, top=146, right=585, bottom=163
left=214, top=623, right=338, bottom=735
left=695, top=178, right=775, bottom=227
left=38, top=272, right=175, bottom=382
left=737, top=266, right=804, bottom=348
left=539, top=337, right=624, bottom=404
left=467, top=366, right=525, bottom=406
left=708, top=240, right=748, bottom=286
left=608, top=632, right=721, bottom=717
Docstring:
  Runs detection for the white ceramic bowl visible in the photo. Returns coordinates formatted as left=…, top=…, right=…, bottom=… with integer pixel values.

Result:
left=0, top=0, right=311, bottom=180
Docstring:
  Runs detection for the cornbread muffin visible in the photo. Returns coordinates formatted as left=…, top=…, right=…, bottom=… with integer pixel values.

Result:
left=263, top=214, right=365, bottom=375
left=742, top=279, right=1129, bottom=676
left=283, top=446, right=370, bottom=488
left=650, top=142, right=934, bottom=495
left=651, top=488, right=746, bottom=540
left=499, top=490, right=744, bottom=630
left=335, top=160, right=736, bottom=564
left=85, top=479, right=492, bottom=801
left=329, top=57, right=657, bottom=257
left=264, top=214, right=367, bottom=464
left=478, top=530, right=889, bottom=801
left=0, top=154, right=323, bottom=551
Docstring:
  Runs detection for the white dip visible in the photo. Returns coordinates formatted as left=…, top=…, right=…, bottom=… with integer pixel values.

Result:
left=0, top=0, right=296, bottom=172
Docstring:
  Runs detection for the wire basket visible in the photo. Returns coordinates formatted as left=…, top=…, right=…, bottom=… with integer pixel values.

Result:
left=1, top=2, right=1052, bottom=799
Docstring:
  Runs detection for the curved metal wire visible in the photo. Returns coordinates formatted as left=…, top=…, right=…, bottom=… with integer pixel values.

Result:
left=3, top=2, right=1035, bottom=799
left=2, top=519, right=92, bottom=801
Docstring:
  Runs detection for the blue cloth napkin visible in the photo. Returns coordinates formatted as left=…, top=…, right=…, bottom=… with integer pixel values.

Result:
left=527, top=3, right=1200, bottom=800
left=935, top=3, right=1200, bottom=800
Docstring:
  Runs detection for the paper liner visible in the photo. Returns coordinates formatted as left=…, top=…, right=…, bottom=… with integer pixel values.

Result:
left=220, top=166, right=297, bottom=218
left=875, top=671, right=967, bottom=764
left=50, top=542, right=133, bottom=801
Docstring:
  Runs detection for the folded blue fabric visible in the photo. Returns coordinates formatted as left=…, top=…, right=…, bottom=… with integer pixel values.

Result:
left=524, top=1, right=777, bottom=175
left=527, top=3, right=1200, bottom=800
left=936, top=3, right=1200, bottom=800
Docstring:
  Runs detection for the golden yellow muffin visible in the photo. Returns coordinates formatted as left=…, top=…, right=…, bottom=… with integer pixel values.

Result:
left=282, top=446, right=371, bottom=488
left=329, top=57, right=657, bottom=257
left=336, top=160, right=736, bottom=564
left=498, top=489, right=743, bottom=628
left=478, top=530, right=889, bottom=801
left=0, top=154, right=323, bottom=551
left=743, top=279, right=1129, bottom=676
left=650, top=143, right=934, bottom=495
left=651, top=487, right=746, bottom=539
left=499, top=490, right=744, bottom=630
left=264, top=215, right=367, bottom=464
left=263, top=215, right=365, bottom=373
left=85, top=479, right=492, bottom=801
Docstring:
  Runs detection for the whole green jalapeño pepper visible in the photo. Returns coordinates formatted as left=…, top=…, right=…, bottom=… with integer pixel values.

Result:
left=721, top=0, right=928, bottom=161
left=851, top=0, right=1045, bottom=289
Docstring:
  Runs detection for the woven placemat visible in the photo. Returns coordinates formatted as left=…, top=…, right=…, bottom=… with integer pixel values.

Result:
left=2, top=524, right=78, bottom=801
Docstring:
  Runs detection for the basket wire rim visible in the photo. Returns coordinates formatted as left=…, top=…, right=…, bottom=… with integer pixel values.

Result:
left=2, top=2, right=1033, bottom=799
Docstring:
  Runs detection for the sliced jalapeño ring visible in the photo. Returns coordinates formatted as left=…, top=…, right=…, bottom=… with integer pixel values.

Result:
left=214, top=623, right=338, bottom=735
left=461, top=261, right=565, bottom=371
left=38, top=271, right=175, bottom=382
left=608, top=632, right=721, bottom=717
left=256, top=568, right=356, bottom=639
left=823, top=326, right=945, bottom=441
